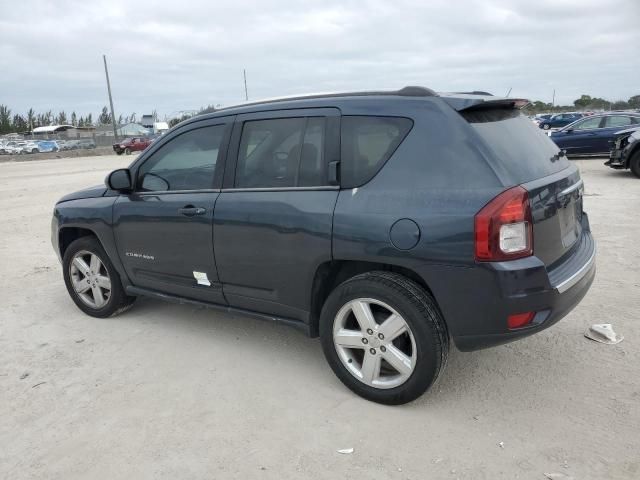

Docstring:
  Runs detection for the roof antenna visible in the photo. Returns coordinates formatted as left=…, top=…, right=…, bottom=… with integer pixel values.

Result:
left=243, top=69, right=249, bottom=101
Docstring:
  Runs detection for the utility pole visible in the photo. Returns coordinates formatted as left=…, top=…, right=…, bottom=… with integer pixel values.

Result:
left=552, top=89, right=556, bottom=109
left=103, top=54, right=118, bottom=141
left=243, top=69, right=249, bottom=101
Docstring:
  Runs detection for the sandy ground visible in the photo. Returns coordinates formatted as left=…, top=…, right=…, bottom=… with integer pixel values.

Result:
left=0, top=155, right=638, bottom=480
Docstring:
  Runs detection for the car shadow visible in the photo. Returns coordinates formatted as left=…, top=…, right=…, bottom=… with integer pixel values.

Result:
left=122, top=296, right=582, bottom=409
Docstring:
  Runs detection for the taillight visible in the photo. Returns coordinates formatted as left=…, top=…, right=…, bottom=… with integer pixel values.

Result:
left=475, top=186, right=533, bottom=261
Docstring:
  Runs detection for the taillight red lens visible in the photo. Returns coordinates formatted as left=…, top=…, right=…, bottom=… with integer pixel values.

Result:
left=475, top=186, right=533, bottom=261
left=507, top=312, right=535, bottom=329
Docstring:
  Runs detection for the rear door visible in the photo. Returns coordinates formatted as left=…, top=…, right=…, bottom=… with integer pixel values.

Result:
left=462, top=108, right=583, bottom=266
left=113, top=119, right=232, bottom=304
left=213, top=108, right=340, bottom=321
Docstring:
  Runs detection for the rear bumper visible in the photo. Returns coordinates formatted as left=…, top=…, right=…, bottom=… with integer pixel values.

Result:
left=420, top=215, right=596, bottom=351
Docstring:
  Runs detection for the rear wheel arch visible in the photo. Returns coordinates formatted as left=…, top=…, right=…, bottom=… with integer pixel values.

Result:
left=308, top=260, right=442, bottom=337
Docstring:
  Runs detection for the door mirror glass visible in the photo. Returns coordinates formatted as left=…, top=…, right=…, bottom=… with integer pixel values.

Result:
left=107, top=168, right=132, bottom=191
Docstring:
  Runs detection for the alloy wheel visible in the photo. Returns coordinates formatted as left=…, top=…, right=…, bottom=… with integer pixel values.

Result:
left=69, top=250, right=112, bottom=308
left=333, top=298, right=417, bottom=389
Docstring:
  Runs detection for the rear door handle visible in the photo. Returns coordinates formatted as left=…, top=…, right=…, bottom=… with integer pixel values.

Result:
left=179, top=206, right=206, bottom=216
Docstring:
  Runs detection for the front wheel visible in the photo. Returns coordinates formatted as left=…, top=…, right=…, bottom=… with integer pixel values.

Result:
left=542, top=124, right=551, bottom=130
left=124, top=148, right=131, bottom=155
left=62, top=236, right=135, bottom=318
left=320, top=271, right=448, bottom=405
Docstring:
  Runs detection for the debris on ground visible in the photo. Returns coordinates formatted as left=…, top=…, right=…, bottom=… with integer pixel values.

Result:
left=337, top=448, right=354, bottom=454
left=75, top=339, right=85, bottom=344
left=544, top=473, right=574, bottom=480
left=584, top=324, right=624, bottom=344
left=32, top=382, right=46, bottom=388
left=498, top=442, right=504, bottom=448
left=19, top=372, right=29, bottom=380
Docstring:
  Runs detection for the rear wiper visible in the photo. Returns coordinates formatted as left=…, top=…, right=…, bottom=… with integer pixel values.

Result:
left=550, top=150, right=566, bottom=162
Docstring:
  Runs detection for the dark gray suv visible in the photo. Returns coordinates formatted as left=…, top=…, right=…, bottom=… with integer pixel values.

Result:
left=52, top=87, right=596, bottom=404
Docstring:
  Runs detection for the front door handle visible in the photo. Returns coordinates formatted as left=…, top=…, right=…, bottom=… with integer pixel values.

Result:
left=179, top=206, right=206, bottom=217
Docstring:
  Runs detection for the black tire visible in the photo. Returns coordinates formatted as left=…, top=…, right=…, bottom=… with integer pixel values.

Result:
left=542, top=124, right=551, bottom=130
left=125, top=148, right=131, bottom=155
left=62, top=236, right=135, bottom=318
left=319, top=271, right=448, bottom=405
left=630, top=151, right=640, bottom=179
left=116, top=151, right=123, bottom=155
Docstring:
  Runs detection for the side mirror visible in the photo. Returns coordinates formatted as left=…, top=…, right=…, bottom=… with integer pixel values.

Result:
left=565, top=128, right=574, bottom=133
left=106, top=168, right=132, bottom=191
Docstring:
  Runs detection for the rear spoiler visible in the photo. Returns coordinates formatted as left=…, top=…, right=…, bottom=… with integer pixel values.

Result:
left=439, top=93, right=530, bottom=111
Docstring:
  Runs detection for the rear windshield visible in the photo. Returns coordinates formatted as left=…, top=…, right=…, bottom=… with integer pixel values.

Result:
left=462, top=108, right=569, bottom=183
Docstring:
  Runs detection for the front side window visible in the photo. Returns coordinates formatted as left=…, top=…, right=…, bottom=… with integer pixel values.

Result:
left=573, top=117, right=602, bottom=130
left=235, top=117, right=327, bottom=188
left=137, top=124, right=225, bottom=191
left=340, top=116, right=413, bottom=188
left=604, top=116, right=632, bottom=128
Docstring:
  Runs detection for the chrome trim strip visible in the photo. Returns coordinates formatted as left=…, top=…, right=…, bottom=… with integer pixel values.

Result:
left=557, top=179, right=584, bottom=198
left=554, top=240, right=596, bottom=294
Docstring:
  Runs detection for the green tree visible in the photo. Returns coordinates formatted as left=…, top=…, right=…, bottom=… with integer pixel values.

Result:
left=71, top=112, right=77, bottom=126
left=574, top=95, right=592, bottom=108
left=57, top=111, right=68, bottom=124
left=0, top=105, right=12, bottom=134
left=26, top=108, right=35, bottom=129
left=628, top=95, right=640, bottom=109
left=98, top=106, right=111, bottom=125
left=13, top=114, right=27, bottom=132
left=86, top=113, right=93, bottom=126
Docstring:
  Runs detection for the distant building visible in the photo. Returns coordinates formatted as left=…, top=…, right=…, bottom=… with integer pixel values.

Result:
left=140, top=115, right=155, bottom=128
left=94, top=123, right=152, bottom=137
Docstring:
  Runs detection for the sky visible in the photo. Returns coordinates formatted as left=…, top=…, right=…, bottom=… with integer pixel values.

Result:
left=1, top=0, right=638, bottom=119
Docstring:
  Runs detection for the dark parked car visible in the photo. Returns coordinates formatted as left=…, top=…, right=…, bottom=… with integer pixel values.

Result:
left=605, top=126, right=640, bottom=177
left=550, top=113, right=640, bottom=155
left=113, top=137, right=152, bottom=155
left=52, top=87, right=595, bottom=404
left=538, top=112, right=583, bottom=130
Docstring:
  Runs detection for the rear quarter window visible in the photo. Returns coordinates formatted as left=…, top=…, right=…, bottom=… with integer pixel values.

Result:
left=341, top=116, right=413, bottom=188
left=462, top=109, right=569, bottom=183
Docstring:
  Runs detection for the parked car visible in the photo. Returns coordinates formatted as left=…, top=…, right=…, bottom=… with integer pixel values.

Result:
left=531, top=113, right=552, bottom=126
left=52, top=87, right=595, bottom=405
left=538, top=112, right=583, bottom=130
left=549, top=113, right=640, bottom=155
left=36, top=140, right=59, bottom=153
left=605, top=126, right=640, bottom=178
left=113, top=137, right=152, bottom=155
left=0, top=141, right=23, bottom=154
left=77, top=138, right=97, bottom=149
left=20, top=142, right=42, bottom=154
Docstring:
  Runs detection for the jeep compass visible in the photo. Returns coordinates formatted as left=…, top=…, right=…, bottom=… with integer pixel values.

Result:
left=52, top=87, right=596, bottom=404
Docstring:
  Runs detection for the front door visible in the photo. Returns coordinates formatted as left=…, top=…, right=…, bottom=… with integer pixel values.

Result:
left=113, top=120, right=231, bottom=304
left=213, top=109, right=340, bottom=321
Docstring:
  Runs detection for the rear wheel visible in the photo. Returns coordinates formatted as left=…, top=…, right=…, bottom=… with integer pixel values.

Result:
left=319, top=271, right=448, bottom=405
left=630, top=151, right=640, bottom=179
left=125, top=148, right=131, bottom=155
left=542, top=124, right=551, bottom=130
left=62, top=236, right=135, bottom=318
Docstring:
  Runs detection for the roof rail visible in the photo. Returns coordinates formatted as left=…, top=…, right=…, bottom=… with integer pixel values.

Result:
left=214, top=86, right=437, bottom=112
left=454, top=91, right=494, bottom=96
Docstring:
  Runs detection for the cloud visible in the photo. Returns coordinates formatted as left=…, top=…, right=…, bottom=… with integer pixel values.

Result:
left=0, top=0, right=638, bottom=118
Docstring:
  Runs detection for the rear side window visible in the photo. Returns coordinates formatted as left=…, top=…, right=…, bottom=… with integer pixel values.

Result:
left=462, top=109, right=569, bottom=183
left=341, top=116, right=413, bottom=188
left=604, top=116, right=633, bottom=128
left=236, top=117, right=327, bottom=188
